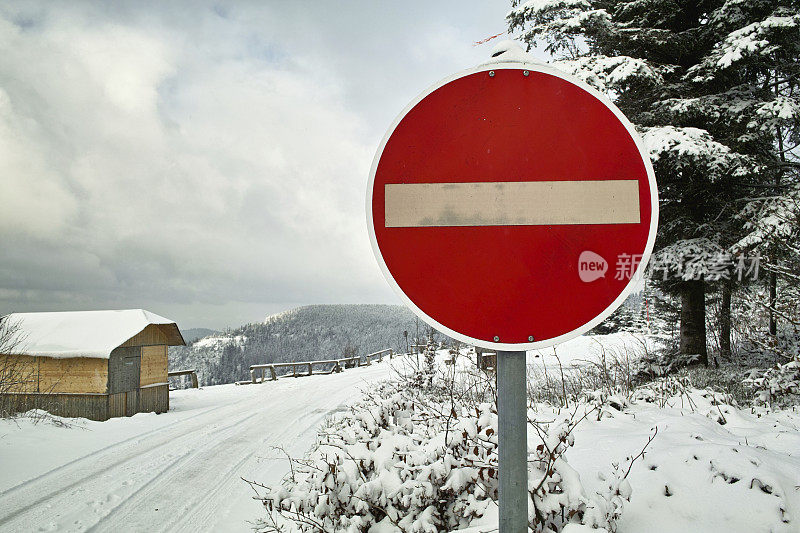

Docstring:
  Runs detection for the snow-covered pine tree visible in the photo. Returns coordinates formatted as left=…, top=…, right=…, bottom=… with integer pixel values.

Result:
left=654, top=1, right=799, bottom=356
left=508, top=0, right=799, bottom=364
left=698, top=3, right=800, bottom=340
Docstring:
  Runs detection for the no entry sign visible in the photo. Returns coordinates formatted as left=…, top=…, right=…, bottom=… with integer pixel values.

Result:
left=367, top=63, right=658, bottom=350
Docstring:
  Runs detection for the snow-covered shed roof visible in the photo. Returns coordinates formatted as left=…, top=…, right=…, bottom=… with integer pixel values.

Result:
left=2, top=309, right=185, bottom=359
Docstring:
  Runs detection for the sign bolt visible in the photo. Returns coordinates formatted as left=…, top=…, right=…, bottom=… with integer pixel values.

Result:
left=489, top=71, right=495, bottom=77
left=493, top=336, right=500, bottom=342
left=523, top=70, right=529, bottom=76
left=528, top=335, right=534, bottom=342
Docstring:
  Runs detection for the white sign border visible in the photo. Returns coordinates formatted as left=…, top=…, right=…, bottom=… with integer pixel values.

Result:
left=366, top=62, right=660, bottom=351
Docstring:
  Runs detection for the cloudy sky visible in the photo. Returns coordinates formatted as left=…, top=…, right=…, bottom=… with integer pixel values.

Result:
left=0, top=1, right=538, bottom=329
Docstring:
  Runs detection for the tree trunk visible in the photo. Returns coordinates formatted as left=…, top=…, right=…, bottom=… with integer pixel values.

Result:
left=769, top=269, right=777, bottom=335
left=770, top=112, right=785, bottom=337
left=680, top=279, right=708, bottom=365
left=719, top=280, right=732, bottom=362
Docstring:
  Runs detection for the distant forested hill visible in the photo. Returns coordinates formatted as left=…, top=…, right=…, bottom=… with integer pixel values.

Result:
left=169, top=304, right=432, bottom=386
left=180, top=328, right=221, bottom=343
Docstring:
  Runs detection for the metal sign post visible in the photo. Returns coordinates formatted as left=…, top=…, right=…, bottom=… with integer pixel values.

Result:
left=498, top=351, right=528, bottom=531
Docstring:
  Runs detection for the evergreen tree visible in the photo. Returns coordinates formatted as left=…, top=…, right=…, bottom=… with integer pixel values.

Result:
left=508, top=0, right=800, bottom=364
left=705, top=4, right=800, bottom=338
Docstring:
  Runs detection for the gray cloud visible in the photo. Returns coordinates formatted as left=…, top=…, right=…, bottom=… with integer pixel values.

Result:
left=0, top=1, right=511, bottom=328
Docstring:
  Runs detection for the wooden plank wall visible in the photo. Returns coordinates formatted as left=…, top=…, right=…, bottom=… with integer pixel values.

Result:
left=121, top=326, right=168, bottom=392
left=121, top=324, right=167, bottom=347
left=2, top=388, right=168, bottom=420
left=139, top=384, right=168, bottom=414
left=140, top=345, right=167, bottom=387
left=0, top=354, right=38, bottom=393
left=0, top=393, right=109, bottom=421
left=108, top=392, right=126, bottom=418
left=0, top=354, right=107, bottom=393
left=38, top=357, right=107, bottom=393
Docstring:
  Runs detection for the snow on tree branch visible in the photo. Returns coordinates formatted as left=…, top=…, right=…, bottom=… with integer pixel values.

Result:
left=734, top=182, right=800, bottom=252
left=555, top=55, right=666, bottom=93
left=641, top=126, right=745, bottom=175
left=690, top=12, right=800, bottom=79
left=508, top=0, right=609, bottom=57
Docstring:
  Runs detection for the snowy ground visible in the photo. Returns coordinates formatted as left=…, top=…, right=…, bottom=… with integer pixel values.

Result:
left=2, top=337, right=798, bottom=532
left=527, top=331, right=664, bottom=367
left=0, top=362, right=393, bottom=533
left=572, top=391, right=800, bottom=533
left=460, top=390, right=800, bottom=533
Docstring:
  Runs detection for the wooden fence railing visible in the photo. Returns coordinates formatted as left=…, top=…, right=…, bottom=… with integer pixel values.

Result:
left=246, top=351, right=392, bottom=384
left=338, top=356, right=361, bottom=369
left=168, top=369, right=199, bottom=389
left=364, top=349, right=393, bottom=365
left=248, top=356, right=358, bottom=384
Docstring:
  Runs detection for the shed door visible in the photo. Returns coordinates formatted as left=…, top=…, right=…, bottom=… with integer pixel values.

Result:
left=109, top=347, right=141, bottom=394
left=122, top=355, right=141, bottom=391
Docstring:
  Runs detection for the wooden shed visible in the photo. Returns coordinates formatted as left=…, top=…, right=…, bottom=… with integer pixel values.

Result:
left=0, top=309, right=185, bottom=421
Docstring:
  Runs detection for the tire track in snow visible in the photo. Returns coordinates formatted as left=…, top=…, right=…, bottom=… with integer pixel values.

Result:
left=0, top=396, right=271, bottom=530
left=0, top=364, right=390, bottom=532
left=88, top=399, right=340, bottom=532
left=89, top=378, right=366, bottom=532
left=167, top=394, right=357, bottom=532
left=0, top=378, right=284, bottom=502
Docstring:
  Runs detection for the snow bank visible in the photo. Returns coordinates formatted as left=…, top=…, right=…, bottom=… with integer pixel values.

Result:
left=562, top=388, right=800, bottom=533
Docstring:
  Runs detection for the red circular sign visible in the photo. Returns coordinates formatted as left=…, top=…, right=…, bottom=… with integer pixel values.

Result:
left=367, top=64, right=658, bottom=350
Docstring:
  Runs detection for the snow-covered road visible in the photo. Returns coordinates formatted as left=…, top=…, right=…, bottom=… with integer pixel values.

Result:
left=0, top=362, right=393, bottom=532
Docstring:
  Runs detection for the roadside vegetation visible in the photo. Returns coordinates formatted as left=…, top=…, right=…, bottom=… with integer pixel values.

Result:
left=249, top=337, right=799, bottom=532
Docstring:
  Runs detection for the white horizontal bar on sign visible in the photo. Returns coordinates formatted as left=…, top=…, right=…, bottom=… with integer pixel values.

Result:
left=384, top=180, right=640, bottom=228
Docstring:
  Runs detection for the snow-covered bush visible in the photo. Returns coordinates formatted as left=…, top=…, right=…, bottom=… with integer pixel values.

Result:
left=526, top=414, right=634, bottom=531
left=582, top=388, right=629, bottom=419
left=398, top=341, right=441, bottom=392
left=633, top=348, right=706, bottom=380
left=252, top=383, right=496, bottom=531
left=251, top=375, right=635, bottom=532
left=744, top=359, right=800, bottom=408
left=631, top=375, right=693, bottom=408
left=733, top=287, right=800, bottom=364
left=630, top=374, right=747, bottom=428
left=422, top=342, right=437, bottom=388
